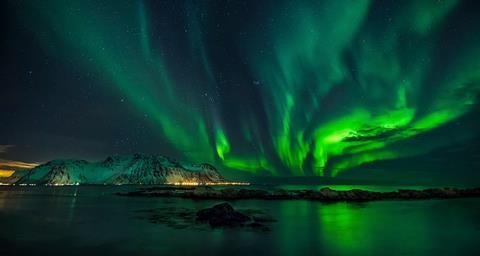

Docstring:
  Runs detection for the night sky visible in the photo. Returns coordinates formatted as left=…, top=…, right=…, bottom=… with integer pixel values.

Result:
left=1, top=0, right=479, bottom=183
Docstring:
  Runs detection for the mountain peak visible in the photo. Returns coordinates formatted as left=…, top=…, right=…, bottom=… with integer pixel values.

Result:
left=12, top=154, right=224, bottom=185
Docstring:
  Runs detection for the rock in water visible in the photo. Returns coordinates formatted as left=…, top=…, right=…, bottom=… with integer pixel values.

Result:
left=196, top=203, right=251, bottom=227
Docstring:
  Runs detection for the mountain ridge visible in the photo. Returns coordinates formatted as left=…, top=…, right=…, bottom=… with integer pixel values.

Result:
left=3, top=153, right=224, bottom=185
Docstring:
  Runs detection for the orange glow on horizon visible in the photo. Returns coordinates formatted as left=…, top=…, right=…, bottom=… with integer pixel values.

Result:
left=0, top=159, right=40, bottom=169
left=0, top=170, right=15, bottom=177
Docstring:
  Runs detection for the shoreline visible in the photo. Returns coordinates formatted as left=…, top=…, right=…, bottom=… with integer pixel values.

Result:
left=116, top=186, right=480, bottom=202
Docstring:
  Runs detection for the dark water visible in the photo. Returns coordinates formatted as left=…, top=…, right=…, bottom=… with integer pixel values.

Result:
left=1, top=186, right=479, bottom=256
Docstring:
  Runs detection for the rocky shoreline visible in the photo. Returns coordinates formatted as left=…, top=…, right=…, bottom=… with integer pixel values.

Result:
left=117, top=186, right=480, bottom=202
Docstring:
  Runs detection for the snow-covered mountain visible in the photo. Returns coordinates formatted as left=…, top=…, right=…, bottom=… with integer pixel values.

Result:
left=11, top=154, right=224, bottom=185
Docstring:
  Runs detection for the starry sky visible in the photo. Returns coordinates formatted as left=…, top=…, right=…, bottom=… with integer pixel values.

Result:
left=1, top=0, right=480, bottom=184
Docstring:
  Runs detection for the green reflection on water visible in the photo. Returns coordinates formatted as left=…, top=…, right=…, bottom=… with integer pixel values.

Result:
left=318, top=203, right=370, bottom=253
left=275, top=199, right=446, bottom=255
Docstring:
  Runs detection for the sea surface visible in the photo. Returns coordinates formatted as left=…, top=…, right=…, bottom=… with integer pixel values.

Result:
left=1, top=185, right=479, bottom=256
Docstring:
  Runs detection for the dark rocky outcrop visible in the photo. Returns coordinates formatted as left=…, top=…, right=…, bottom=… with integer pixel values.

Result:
left=136, top=203, right=275, bottom=231
left=118, top=186, right=480, bottom=202
left=196, top=203, right=251, bottom=227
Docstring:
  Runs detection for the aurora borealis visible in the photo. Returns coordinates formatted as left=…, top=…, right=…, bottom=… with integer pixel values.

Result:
left=1, top=0, right=480, bottom=181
